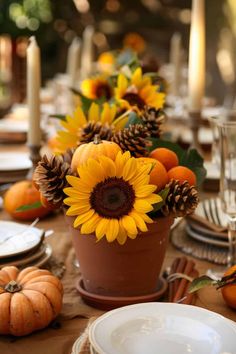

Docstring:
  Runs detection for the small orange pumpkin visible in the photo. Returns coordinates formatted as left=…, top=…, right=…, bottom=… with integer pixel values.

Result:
left=4, top=180, right=51, bottom=221
left=71, top=136, right=121, bottom=171
left=0, top=266, right=63, bottom=336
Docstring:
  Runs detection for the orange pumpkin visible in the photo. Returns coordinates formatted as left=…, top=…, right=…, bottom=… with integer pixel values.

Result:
left=0, top=266, right=63, bottom=336
left=71, top=137, right=121, bottom=171
left=4, top=180, right=51, bottom=221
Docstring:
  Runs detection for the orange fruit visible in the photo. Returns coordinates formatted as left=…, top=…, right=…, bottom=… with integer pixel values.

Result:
left=167, top=166, right=196, bottom=186
left=138, top=157, right=169, bottom=192
left=150, top=147, right=179, bottom=171
left=4, top=180, right=51, bottom=221
left=221, top=265, right=236, bottom=310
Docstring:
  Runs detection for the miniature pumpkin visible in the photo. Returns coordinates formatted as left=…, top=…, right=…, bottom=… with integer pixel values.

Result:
left=0, top=266, right=63, bottom=336
left=71, top=136, right=121, bottom=171
left=4, top=180, right=51, bottom=221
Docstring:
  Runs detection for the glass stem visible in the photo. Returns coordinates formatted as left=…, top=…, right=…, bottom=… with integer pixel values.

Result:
left=227, top=216, right=236, bottom=267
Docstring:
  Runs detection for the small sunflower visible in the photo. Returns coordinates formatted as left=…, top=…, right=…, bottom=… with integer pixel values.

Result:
left=64, top=151, right=162, bottom=245
left=81, top=75, right=113, bottom=100
left=115, top=67, right=165, bottom=112
left=55, top=103, right=126, bottom=153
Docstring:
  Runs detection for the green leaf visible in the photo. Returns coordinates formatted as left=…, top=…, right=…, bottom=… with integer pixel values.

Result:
left=116, top=49, right=139, bottom=67
left=188, top=275, right=216, bottom=293
left=16, top=201, right=42, bottom=212
left=149, top=187, right=170, bottom=215
left=179, top=148, right=207, bottom=186
left=49, top=114, right=66, bottom=121
left=125, top=111, right=142, bottom=127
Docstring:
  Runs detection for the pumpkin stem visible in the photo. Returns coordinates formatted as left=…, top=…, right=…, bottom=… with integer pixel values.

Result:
left=93, top=134, right=101, bottom=145
left=5, top=280, right=22, bottom=293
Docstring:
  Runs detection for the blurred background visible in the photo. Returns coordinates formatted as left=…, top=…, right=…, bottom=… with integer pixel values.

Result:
left=0, top=0, right=235, bottom=113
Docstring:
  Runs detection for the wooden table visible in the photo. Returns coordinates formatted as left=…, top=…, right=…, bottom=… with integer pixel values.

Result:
left=0, top=145, right=235, bottom=354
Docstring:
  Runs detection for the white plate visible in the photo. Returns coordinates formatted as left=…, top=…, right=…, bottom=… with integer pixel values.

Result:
left=0, top=221, right=44, bottom=258
left=89, top=303, right=236, bottom=354
left=186, top=224, right=228, bottom=248
left=0, top=152, right=32, bottom=171
left=0, top=119, right=28, bottom=133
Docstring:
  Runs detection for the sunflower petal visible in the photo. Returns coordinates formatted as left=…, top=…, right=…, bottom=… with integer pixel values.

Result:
left=142, top=194, right=162, bottom=204
left=129, top=211, right=148, bottom=232
left=117, top=221, right=128, bottom=245
left=95, top=218, right=110, bottom=240
left=80, top=213, right=100, bottom=234
left=73, top=209, right=95, bottom=228
left=121, top=215, right=138, bottom=235
left=135, top=185, right=157, bottom=197
left=88, top=102, right=100, bottom=122
left=134, top=199, right=153, bottom=213
left=105, top=219, right=119, bottom=242
left=98, top=156, right=116, bottom=176
left=122, top=157, right=137, bottom=181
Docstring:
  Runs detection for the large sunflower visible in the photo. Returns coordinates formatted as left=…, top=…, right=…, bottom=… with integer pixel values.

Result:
left=64, top=151, right=162, bottom=245
left=55, top=103, right=126, bottom=153
left=81, top=75, right=113, bottom=100
left=115, top=67, right=165, bottom=111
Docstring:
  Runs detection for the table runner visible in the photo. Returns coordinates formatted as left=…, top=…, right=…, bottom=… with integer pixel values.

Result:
left=0, top=210, right=235, bottom=354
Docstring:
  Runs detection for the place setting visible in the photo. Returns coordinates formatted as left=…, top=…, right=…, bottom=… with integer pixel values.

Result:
left=0, top=219, right=52, bottom=269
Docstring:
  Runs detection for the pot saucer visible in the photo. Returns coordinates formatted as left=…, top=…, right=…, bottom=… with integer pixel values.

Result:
left=76, top=277, right=168, bottom=311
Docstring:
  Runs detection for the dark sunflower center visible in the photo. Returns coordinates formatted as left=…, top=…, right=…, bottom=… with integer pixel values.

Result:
left=95, top=83, right=112, bottom=99
left=122, top=92, right=145, bottom=109
left=90, top=177, right=135, bottom=219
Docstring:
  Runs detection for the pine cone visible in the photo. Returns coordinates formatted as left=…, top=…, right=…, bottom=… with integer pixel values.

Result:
left=161, top=179, right=199, bottom=217
left=62, top=148, right=75, bottom=165
left=34, top=154, right=73, bottom=206
left=111, top=124, right=151, bottom=157
left=141, top=106, right=165, bottom=138
left=80, top=122, right=113, bottom=144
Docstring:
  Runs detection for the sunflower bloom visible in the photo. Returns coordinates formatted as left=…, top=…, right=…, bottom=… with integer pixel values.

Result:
left=115, top=67, right=165, bottom=112
left=55, top=103, right=125, bottom=153
left=64, top=151, right=162, bottom=244
left=81, top=75, right=113, bottom=100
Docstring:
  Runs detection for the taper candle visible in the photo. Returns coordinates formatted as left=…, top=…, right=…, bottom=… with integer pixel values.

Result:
left=170, top=32, right=182, bottom=97
left=188, top=0, right=205, bottom=112
left=66, top=37, right=81, bottom=86
left=27, top=36, right=41, bottom=146
left=80, top=26, right=94, bottom=79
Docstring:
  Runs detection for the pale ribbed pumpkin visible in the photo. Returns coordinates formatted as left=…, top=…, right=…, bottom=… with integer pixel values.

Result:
left=0, top=266, right=63, bottom=336
left=71, top=136, right=121, bottom=171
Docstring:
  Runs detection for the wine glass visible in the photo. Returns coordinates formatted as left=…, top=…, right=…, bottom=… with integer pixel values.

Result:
left=218, top=120, right=236, bottom=267
left=206, top=119, right=236, bottom=280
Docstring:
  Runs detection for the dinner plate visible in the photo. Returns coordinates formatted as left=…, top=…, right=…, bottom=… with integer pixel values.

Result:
left=0, top=243, right=49, bottom=267
left=0, top=220, right=44, bottom=258
left=186, top=224, right=228, bottom=248
left=89, top=303, right=236, bottom=354
left=0, top=152, right=32, bottom=171
left=187, top=221, right=227, bottom=240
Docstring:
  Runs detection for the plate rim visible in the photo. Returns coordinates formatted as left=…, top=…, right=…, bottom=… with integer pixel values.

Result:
left=0, top=220, right=45, bottom=258
left=89, top=302, right=236, bottom=354
left=186, top=224, right=228, bottom=248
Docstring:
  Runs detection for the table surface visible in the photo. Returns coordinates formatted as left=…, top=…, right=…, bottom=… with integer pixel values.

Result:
left=0, top=144, right=236, bottom=354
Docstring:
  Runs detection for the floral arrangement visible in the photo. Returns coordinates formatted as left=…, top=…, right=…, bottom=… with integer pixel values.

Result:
left=34, top=54, right=205, bottom=245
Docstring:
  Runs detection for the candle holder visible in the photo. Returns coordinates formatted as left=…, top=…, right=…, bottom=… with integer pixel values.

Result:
left=189, top=110, right=204, bottom=155
left=27, top=144, right=41, bottom=180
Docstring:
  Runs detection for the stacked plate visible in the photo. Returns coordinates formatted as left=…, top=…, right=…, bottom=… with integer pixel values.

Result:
left=0, top=152, right=32, bottom=183
left=72, top=303, right=236, bottom=354
left=186, top=198, right=228, bottom=248
left=0, top=220, right=52, bottom=269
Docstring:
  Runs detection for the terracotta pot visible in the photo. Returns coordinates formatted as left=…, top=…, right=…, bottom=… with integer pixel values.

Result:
left=67, top=216, right=173, bottom=297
